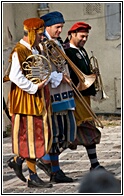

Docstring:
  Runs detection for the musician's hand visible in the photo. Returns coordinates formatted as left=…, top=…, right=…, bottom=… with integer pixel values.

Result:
left=37, top=79, right=48, bottom=89
left=92, top=68, right=100, bottom=76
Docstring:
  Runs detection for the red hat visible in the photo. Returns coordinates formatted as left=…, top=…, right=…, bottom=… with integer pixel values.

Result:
left=68, top=22, right=91, bottom=35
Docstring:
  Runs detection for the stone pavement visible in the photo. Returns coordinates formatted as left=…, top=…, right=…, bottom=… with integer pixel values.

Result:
left=2, top=122, right=121, bottom=194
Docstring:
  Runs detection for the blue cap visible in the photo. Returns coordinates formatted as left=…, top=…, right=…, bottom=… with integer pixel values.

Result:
left=40, top=11, right=65, bottom=26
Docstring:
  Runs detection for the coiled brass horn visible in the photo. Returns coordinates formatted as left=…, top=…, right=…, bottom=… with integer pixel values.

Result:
left=90, top=51, right=109, bottom=101
left=42, top=40, right=96, bottom=91
left=22, top=54, right=52, bottom=83
left=42, top=40, right=103, bottom=128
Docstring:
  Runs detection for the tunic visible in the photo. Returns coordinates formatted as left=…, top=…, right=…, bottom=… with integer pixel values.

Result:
left=42, top=32, right=77, bottom=153
left=9, top=41, right=53, bottom=158
left=65, top=44, right=101, bottom=147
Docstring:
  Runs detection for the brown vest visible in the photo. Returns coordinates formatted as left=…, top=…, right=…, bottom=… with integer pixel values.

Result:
left=9, top=42, right=44, bottom=115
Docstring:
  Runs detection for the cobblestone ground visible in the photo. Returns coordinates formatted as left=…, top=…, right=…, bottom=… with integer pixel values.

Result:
left=2, top=118, right=122, bottom=194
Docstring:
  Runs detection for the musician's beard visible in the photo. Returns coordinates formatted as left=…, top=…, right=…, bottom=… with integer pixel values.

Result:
left=78, top=40, right=86, bottom=48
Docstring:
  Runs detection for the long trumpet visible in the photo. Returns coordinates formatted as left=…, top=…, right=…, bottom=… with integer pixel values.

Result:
left=90, top=51, right=109, bottom=101
left=42, top=40, right=96, bottom=91
left=42, top=40, right=103, bottom=128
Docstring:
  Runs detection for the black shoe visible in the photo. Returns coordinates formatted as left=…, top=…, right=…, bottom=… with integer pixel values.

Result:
left=90, top=165, right=106, bottom=171
left=7, top=157, right=26, bottom=182
left=68, top=142, right=77, bottom=150
left=36, top=158, right=51, bottom=177
left=28, top=175, right=53, bottom=188
left=50, top=169, right=73, bottom=183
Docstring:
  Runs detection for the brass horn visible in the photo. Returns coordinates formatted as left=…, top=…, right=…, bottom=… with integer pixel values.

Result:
left=42, top=40, right=103, bottom=128
left=22, top=54, right=52, bottom=84
left=42, top=40, right=96, bottom=91
left=90, top=51, right=109, bottom=101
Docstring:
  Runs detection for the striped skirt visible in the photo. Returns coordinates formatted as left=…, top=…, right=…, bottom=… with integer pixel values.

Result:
left=49, top=110, right=77, bottom=153
left=11, top=114, right=53, bottom=159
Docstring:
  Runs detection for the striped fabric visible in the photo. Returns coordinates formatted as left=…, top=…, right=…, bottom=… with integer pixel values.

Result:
left=49, top=110, right=77, bottom=153
left=69, top=121, right=101, bottom=149
left=12, top=114, right=52, bottom=159
left=76, top=121, right=101, bottom=146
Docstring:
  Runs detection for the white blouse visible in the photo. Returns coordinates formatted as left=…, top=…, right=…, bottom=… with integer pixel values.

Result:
left=9, top=39, right=38, bottom=94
